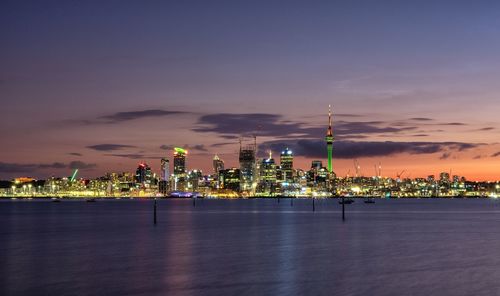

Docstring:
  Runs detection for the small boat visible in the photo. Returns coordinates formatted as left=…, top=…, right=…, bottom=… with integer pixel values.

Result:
left=52, top=199, right=61, bottom=203
left=86, top=198, right=97, bottom=202
left=364, top=198, right=375, bottom=204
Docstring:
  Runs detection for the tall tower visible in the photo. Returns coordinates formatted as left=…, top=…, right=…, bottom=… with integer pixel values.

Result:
left=325, top=105, right=334, bottom=173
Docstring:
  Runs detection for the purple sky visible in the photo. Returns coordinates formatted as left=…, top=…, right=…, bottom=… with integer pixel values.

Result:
left=2, top=0, right=500, bottom=180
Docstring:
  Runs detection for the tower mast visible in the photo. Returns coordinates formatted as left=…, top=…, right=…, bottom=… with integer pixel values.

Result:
left=325, top=105, right=334, bottom=173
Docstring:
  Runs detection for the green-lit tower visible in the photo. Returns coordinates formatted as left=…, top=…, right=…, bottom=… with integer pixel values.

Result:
left=325, top=105, right=334, bottom=173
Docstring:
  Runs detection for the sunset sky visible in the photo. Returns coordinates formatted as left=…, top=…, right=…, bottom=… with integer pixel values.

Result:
left=2, top=0, right=500, bottom=180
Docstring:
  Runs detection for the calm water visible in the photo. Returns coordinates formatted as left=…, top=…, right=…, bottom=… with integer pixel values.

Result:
left=2, top=198, right=500, bottom=296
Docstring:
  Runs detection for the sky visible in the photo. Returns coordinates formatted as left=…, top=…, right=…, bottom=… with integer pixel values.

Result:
left=1, top=0, right=500, bottom=180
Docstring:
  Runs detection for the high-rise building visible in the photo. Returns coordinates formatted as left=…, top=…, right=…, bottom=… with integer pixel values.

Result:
left=173, top=147, right=187, bottom=175
left=213, top=154, right=224, bottom=175
left=280, top=147, right=293, bottom=182
left=173, top=147, right=187, bottom=191
left=259, top=152, right=277, bottom=195
left=159, top=158, right=170, bottom=195
left=160, top=158, right=170, bottom=182
left=325, top=105, right=334, bottom=173
left=260, top=152, right=277, bottom=183
left=135, top=163, right=153, bottom=187
left=239, top=139, right=256, bottom=193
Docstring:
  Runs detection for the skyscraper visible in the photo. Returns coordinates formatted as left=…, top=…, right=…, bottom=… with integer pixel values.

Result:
left=325, top=105, right=334, bottom=173
left=160, top=158, right=170, bottom=182
left=260, top=151, right=277, bottom=183
left=135, top=162, right=153, bottom=187
left=173, top=147, right=187, bottom=191
left=213, top=154, right=224, bottom=175
left=173, top=147, right=187, bottom=175
left=280, top=147, right=293, bottom=182
left=159, top=158, right=170, bottom=195
left=239, top=138, right=256, bottom=193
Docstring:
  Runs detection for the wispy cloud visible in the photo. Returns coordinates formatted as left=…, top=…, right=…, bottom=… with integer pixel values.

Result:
left=258, top=140, right=482, bottom=159
left=0, top=161, right=97, bottom=174
left=87, top=144, right=136, bottom=151
left=98, top=109, right=187, bottom=124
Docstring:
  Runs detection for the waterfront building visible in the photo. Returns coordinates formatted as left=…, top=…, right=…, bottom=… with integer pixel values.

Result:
left=258, top=152, right=277, bottom=195
left=135, top=163, right=153, bottom=187
left=239, top=139, right=256, bottom=193
left=160, top=158, right=170, bottom=182
left=280, top=147, right=294, bottom=183
left=173, top=147, right=187, bottom=175
left=219, top=168, right=241, bottom=192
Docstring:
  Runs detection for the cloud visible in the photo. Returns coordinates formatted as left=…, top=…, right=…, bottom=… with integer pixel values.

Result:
left=491, top=152, right=500, bottom=158
left=440, top=122, right=467, bottom=126
left=410, top=117, right=434, bottom=121
left=105, top=153, right=162, bottom=160
left=193, top=113, right=418, bottom=140
left=478, top=127, right=495, bottom=131
left=99, top=109, right=186, bottom=124
left=87, top=144, right=135, bottom=151
left=0, top=161, right=97, bottom=175
left=38, top=162, right=67, bottom=169
left=68, top=161, right=97, bottom=170
left=258, top=140, right=481, bottom=159
left=160, top=144, right=208, bottom=152
left=106, top=153, right=145, bottom=159
left=68, top=152, right=83, bottom=156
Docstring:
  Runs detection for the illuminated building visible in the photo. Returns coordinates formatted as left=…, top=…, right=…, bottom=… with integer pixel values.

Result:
left=325, top=105, right=334, bottom=173
left=188, top=170, right=202, bottom=191
left=213, top=154, right=224, bottom=175
left=173, top=147, right=187, bottom=191
left=135, top=163, right=153, bottom=187
left=219, top=168, right=241, bottom=192
left=160, top=158, right=170, bottom=182
left=261, top=152, right=277, bottom=183
left=239, top=138, right=256, bottom=193
left=159, top=158, right=170, bottom=195
left=280, top=147, right=293, bottom=182
left=258, top=151, right=277, bottom=194
left=173, top=147, right=187, bottom=175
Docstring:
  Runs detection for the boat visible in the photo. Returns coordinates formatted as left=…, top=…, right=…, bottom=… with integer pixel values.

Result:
left=52, top=199, right=61, bottom=203
left=86, top=198, right=97, bottom=202
left=364, top=198, right=375, bottom=204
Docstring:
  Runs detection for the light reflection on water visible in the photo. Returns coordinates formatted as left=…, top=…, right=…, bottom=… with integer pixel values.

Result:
left=1, top=198, right=500, bottom=295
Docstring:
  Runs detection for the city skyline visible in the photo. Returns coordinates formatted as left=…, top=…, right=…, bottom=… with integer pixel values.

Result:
left=2, top=1, right=500, bottom=180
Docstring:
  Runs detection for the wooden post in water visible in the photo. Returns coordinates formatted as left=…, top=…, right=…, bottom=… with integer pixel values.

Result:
left=154, top=197, right=157, bottom=225
left=193, top=197, right=196, bottom=207
left=290, top=197, right=293, bottom=207
left=342, top=196, right=345, bottom=221
left=313, top=197, right=315, bottom=212
left=277, top=195, right=280, bottom=204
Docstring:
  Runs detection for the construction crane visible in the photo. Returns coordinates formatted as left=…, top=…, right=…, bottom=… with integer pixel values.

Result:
left=354, top=159, right=361, bottom=177
left=396, top=170, right=406, bottom=181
